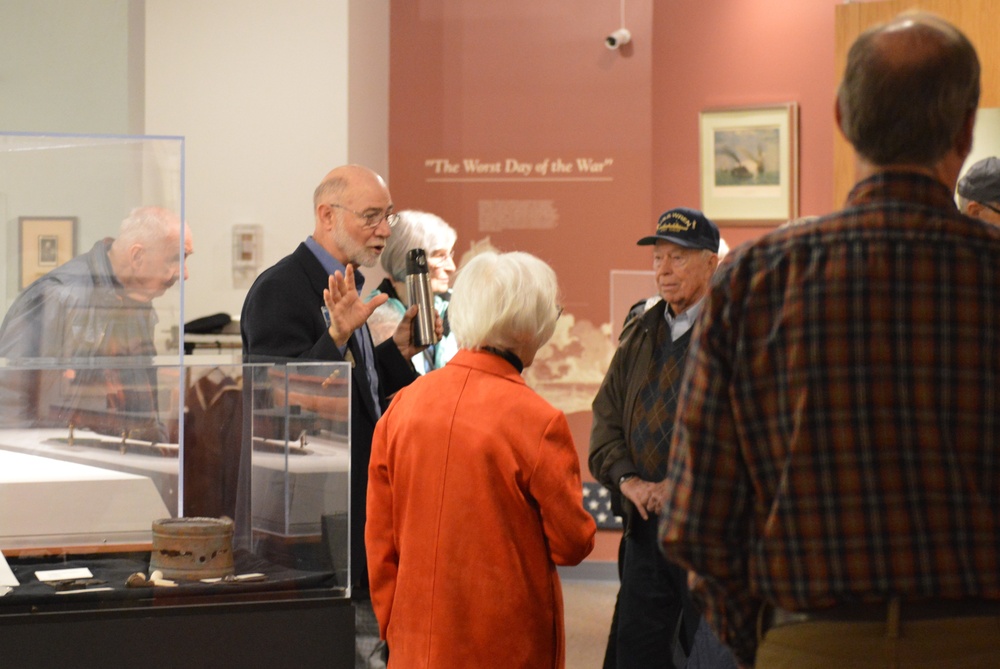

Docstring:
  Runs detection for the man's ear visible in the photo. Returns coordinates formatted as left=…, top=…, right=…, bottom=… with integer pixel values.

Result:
left=834, top=97, right=847, bottom=141
left=955, top=107, right=977, bottom=160
left=318, top=203, right=336, bottom=230
left=128, top=243, right=146, bottom=267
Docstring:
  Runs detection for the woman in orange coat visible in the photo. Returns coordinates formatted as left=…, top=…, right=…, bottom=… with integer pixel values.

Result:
left=366, top=250, right=597, bottom=668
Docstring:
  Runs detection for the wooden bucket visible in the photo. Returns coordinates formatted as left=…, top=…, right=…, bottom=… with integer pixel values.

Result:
left=150, top=517, right=235, bottom=581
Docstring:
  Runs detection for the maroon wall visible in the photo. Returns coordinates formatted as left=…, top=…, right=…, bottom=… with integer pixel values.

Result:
left=389, top=0, right=842, bottom=561
left=652, top=0, right=840, bottom=248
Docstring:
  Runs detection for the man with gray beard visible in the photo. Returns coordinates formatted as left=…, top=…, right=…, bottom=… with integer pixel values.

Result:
left=242, top=164, right=426, bottom=669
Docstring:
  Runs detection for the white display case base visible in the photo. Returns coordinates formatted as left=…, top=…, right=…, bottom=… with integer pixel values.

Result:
left=0, top=450, right=169, bottom=550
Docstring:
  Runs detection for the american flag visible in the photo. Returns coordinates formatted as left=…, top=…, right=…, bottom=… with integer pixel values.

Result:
left=582, top=482, right=623, bottom=530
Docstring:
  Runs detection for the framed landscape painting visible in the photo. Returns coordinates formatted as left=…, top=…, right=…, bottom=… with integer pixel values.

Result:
left=699, top=103, right=798, bottom=224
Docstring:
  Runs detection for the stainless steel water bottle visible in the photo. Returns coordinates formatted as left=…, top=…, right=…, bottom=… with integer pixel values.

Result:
left=405, top=248, right=438, bottom=347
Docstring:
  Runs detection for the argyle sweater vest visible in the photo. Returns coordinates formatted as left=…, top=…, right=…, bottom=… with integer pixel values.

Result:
left=628, top=318, right=694, bottom=481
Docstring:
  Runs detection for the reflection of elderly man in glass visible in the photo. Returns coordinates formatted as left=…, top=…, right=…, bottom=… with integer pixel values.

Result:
left=0, top=206, right=193, bottom=437
left=366, top=250, right=596, bottom=668
left=367, top=210, right=458, bottom=373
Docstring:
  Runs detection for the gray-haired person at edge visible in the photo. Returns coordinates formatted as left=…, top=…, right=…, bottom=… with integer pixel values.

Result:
left=240, top=164, right=438, bottom=669
left=0, top=206, right=193, bottom=442
left=957, top=155, right=1000, bottom=225
left=366, top=209, right=459, bottom=373
left=657, top=12, right=1000, bottom=669
left=590, top=207, right=737, bottom=669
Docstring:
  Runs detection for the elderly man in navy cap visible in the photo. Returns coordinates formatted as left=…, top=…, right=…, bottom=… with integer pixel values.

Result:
left=957, top=156, right=1000, bottom=225
left=590, top=207, right=735, bottom=669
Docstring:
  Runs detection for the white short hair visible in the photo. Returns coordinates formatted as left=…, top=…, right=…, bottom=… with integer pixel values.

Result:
left=450, top=251, right=559, bottom=353
left=380, top=210, right=457, bottom=281
left=117, top=206, right=179, bottom=248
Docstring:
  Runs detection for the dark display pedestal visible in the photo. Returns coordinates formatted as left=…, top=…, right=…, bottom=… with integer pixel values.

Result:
left=0, top=550, right=354, bottom=668
left=1, top=595, right=353, bottom=668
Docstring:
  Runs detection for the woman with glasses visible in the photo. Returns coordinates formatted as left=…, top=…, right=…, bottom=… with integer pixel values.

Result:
left=367, top=210, right=459, bottom=374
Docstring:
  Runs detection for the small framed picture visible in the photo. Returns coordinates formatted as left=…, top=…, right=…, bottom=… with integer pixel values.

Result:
left=699, top=103, right=799, bottom=224
left=232, top=224, right=262, bottom=269
left=19, top=217, right=77, bottom=289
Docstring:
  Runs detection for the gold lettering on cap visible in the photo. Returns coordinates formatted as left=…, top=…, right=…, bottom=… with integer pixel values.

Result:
left=657, top=212, right=697, bottom=235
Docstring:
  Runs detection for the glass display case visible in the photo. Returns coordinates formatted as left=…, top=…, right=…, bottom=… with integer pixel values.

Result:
left=0, top=133, right=353, bottom=667
left=0, top=358, right=351, bottom=575
left=0, top=358, right=354, bottom=667
left=0, top=132, right=186, bottom=354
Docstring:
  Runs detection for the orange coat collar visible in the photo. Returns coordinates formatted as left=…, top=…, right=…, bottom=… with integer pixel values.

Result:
left=447, top=348, right=527, bottom=384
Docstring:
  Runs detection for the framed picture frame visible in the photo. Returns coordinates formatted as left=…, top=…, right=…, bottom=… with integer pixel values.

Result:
left=18, top=216, right=78, bottom=289
left=232, top=224, right=262, bottom=270
left=699, top=103, right=798, bottom=224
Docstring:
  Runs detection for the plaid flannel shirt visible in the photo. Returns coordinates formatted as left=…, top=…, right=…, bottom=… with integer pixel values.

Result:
left=660, top=171, right=1000, bottom=666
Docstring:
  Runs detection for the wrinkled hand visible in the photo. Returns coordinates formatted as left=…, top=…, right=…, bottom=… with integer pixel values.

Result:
left=647, top=479, right=672, bottom=516
left=324, top=266, right=388, bottom=348
left=620, top=477, right=661, bottom=521
left=392, top=305, right=444, bottom=360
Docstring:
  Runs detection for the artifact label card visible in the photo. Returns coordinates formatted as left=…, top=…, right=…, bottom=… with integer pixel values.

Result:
left=35, top=567, right=93, bottom=582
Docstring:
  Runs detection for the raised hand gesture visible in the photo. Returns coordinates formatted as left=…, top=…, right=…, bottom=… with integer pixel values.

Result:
left=323, top=265, right=388, bottom=347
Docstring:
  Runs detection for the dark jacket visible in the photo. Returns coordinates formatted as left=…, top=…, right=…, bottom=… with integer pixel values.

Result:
left=241, top=242, right=418, bottom=591
left=0, top=239, right=160, bottom=433
left=589, top=299, right=667, bottom=495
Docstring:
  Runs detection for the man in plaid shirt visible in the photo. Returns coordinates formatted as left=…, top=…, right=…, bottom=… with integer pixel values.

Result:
left=659, top=12, right=1000, bottom=669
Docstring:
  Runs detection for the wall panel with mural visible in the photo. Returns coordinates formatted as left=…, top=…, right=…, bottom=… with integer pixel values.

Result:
left=389, top=0, right=853, bottom=561
left=389, top=0, right=654, bottom=559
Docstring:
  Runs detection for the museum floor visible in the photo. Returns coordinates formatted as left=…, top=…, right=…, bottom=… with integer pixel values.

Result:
left=562, top=573, right=618, bottom=669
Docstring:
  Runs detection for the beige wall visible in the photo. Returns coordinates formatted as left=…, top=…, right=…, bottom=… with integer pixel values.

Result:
left=2, top=0, right=391, bottom=324
left=145, top=0, right=387, bottom=321
left=0, top=0, right=142, bottom=135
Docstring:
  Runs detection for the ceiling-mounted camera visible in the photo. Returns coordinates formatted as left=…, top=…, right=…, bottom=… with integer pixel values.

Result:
left=605, top=28, right=631, bottom=50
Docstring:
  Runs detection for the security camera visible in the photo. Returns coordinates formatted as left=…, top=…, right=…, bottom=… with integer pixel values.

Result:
left=605, top=28, right=631, bottom=50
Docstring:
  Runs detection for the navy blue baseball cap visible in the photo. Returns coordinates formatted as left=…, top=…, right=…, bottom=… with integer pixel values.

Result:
left=637, top=207, right=720, bottom=253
